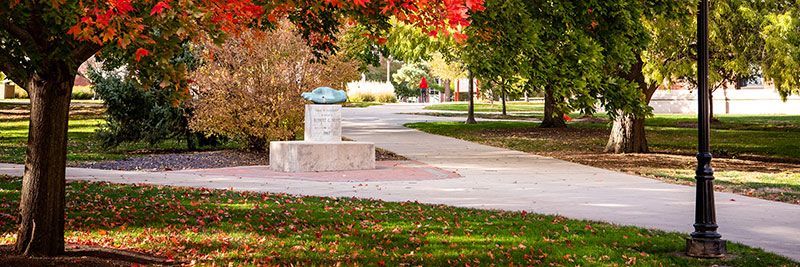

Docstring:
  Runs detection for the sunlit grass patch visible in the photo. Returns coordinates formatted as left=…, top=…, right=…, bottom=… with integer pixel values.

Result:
left=635, top=168, right=800, bottom=204
left=0, top=105, right=237, bottom=164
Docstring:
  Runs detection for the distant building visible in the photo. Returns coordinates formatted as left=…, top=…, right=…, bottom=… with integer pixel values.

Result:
left=74, top=59, right=93, bottom=86
left=649, top=76, right=800, bottom=115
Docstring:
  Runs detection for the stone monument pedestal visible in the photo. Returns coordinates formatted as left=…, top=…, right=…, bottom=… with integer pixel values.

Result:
left=269, top=104, right=375, bottom=172
left=269, top=141, right=374, bottom=172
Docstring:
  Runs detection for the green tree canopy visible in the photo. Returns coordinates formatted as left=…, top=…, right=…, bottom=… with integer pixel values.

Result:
left=392, top=62, right=434, bottom=99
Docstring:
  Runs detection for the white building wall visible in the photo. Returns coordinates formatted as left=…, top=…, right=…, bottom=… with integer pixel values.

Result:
left=648, top=89, right=800, bottom=115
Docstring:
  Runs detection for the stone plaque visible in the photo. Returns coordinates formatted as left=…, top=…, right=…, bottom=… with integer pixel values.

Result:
left=304, top=104, right=342, bottom=142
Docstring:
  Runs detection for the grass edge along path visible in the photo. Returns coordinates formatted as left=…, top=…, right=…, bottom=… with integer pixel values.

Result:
left=425, top=102, right=544, bottom=112
left=343, top=102, right=383, bottom=108
left=0, top=175, right=796, bottom=266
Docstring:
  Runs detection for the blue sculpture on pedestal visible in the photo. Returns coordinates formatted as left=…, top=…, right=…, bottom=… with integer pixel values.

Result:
left=301, top=87, right=348, bottom=104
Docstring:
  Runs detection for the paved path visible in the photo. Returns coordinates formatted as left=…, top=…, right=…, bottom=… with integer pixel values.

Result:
left=1, top=103, right=798, bottom=261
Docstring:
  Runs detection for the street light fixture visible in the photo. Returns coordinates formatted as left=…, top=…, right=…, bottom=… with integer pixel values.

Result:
left=686, top=0, right=727, bottom=258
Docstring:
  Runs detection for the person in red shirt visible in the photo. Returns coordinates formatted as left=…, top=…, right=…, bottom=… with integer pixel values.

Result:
left=419, top=77, right=428, bottom=103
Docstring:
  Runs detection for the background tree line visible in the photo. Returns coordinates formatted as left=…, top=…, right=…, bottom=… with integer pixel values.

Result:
left=453, top=0, right=800, bottom=154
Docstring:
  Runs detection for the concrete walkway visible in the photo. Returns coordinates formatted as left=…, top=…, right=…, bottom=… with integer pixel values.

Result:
left=1, top=103, right=798, bottom=261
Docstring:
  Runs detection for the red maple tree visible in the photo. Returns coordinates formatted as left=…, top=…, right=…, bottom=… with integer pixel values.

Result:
left=0, top=0, right=483, bottom=257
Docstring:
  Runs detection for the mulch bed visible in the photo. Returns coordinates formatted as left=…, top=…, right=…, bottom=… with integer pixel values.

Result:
left=481, top=126, right=607, bottom=140
left=80, top=148, right=408, bottom=172
left=376, top=147, right=408, bottom=161
left=475, top=126, right=800, bottom=173
left=0, top=244, right=171, bottom=267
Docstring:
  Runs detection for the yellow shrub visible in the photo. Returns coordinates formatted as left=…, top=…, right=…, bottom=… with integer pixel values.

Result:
left=346, top=81, right=396, bottom=103
left=190, top=24, right=360, bottom=150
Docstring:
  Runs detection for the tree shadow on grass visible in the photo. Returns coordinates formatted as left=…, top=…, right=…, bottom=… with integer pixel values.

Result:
left=0, top=244, right=173, bottom=266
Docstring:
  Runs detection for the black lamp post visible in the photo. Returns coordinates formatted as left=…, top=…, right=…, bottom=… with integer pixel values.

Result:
left=686, top=0, right=726, bottom=258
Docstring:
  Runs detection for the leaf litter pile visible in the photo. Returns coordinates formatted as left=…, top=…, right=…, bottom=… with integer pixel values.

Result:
left=0, top=175, right=796, bottom=266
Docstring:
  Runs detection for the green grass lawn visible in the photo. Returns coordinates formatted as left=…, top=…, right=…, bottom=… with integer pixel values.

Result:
left=407, top=120, right=800, bottom=159
left=577, top=114, right=800, bottom=159
left=0, top=175, right=795, bottom=266
left=425, top=102, right=544, bottom=112
left=72, top=99, right=104, bottom=104
left=406, top=120, right=800, bottom=204
left=0, top=116, right=228, bottom=164
left=0, top=103, right=236, bottom=164
left=648, top=114, right=800, bottom=159
left=408, top=113, right=800, bottom=159
left=0, top=99, right=28, bottom=102
left=0, top=99, right=103, bottom=104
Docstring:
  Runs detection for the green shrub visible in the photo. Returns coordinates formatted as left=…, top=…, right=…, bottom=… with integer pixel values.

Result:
left=391, top=62, right=432, bottom=100
left=457, top=92, right=471, bottom=101
left=428, top=84, right=444, bottom=93
left=391, top=80, right=419, bottom=99
left=91, top=44, right=215, bottom=150
left=92, top=71, right=183, bottom=147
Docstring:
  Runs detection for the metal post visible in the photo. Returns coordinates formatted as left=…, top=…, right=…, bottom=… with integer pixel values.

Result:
left=456, top=79, right=460, bottom=102
left=686, top=0, right=726, bottom=258
left=387, top=56, right=391, bottom=84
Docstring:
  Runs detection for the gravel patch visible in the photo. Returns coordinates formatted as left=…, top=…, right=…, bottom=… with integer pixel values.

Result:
left=81, top=148, right=407, bottom=172
left=80, top=150, right=269, bottom=171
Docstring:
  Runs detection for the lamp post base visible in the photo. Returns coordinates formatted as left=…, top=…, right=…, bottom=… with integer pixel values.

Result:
left=686, top=238, right=727, bottom=258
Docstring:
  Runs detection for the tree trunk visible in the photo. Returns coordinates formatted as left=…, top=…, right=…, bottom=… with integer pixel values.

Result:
left=605, top=114, right=648, bottom=153
left=540, top=85, right=566, bottom=128
left=723, top=87, right=730, bottom=114
left=15, top=70, right=74, bottom=256
left=605, top=54, right=656, bottom=153
left=708, top=90, right=720, bottom=122
left=501, top=82, right=507, bottom=116
left=186, top=129, right=196, bottom=151
left=466, top=69, right=477, bottom=124
left=489, top=87, right=494, bottom=108
left=444, top=79, right=451, bottom=102
left=582, top=107, right=595, bottom=117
